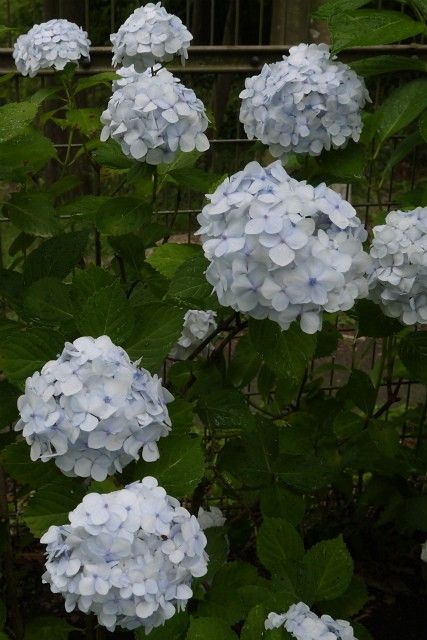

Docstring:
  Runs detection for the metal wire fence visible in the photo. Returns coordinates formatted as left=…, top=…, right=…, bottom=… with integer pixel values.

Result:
left=1, top=0, right=427, bottom=429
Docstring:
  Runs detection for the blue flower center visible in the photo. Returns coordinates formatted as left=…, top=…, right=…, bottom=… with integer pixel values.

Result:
left=309, top=277, right=317, bottom=286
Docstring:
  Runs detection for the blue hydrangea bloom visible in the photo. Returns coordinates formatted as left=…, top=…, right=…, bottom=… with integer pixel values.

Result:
left=265, top=602, right=357, bottom=640
left=16, top=336, right=173, bottom=481
left=170, top=309, right=217, bottom=359
left=13, top=19, right=90, bottom=77
left=196, top=160, right=369, bottom=334
left=100, top=66, right=209, bottom=165
left=368, top=207, right=427, bottom=325
left=41, top=477, right=208, bottom=633
left=111, top=2, right=192, bottom=73
left=239, top=43, right=370, bottom=157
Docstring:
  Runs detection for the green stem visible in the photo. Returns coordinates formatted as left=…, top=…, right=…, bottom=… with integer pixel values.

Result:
left=151, top=167, right=158, bottom=208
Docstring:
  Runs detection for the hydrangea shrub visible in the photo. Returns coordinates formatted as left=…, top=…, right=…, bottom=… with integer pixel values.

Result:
left=1, top=1, right=427, bottom=639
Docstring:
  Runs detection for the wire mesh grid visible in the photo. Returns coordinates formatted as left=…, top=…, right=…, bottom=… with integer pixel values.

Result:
left=1, top=0, right=427, bottom=436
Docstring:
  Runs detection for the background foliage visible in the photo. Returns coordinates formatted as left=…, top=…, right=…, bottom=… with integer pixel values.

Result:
left=1, top=0, right=427, bottom=639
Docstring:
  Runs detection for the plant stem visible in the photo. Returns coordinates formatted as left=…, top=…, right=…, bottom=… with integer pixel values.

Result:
left=151, top=167, right=158, bottom=208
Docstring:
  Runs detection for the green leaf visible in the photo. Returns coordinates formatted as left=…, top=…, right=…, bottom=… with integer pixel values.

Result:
left=381, top=131, right=424, bottom=178
left=23, top=231, right=89, bottom=285
left=314, top=324, right=341, bottom=358
left=75, top=71, right=117, bottom=93
left=168, top=254, right=214, bottom=308
left=260, top=486, right=305, bottom=526
left=0, top=130, right=56, bottom=174
left=329, top=10, right=424, bottom=52
left=204, top=526, right=230, bottom=581
left=186, top=617, right=238, bottom=640
left=58, top=195, right=110, bottom=220
left=127, top=302, right=186, bottom=372
left=22, top=478, right=85, bottom=537
left=0, top=326, right=65, bottom=385
left=228, top=334, right=262, bottom=388
left=147, top=243, right=202, bottom=278
left=398, top=496, right=427, bottom=532
left=313, top=143, right=366, bottom=182
left=24, top=278, right=75, bottom=327
left=257, top=517, right=305, bottom=577
left=167, top=168, right=223, bottom=193
left=249, top=319, right=316, bottom=383
left=93, top=139, right=135, bottom=169
left=95, top=197, right=152, bottom=235
left=322, top=576, right=369, bottom=618
left=77, top=280, right=135, bottom=344
left=303, top=536, right=353, bottom=601
left=135, top=612, right=189, bottom=640
left=129, top=435, right=204, bottom=498
left=376, top=79, right=427, bottom=145
left=350, top=299, right=402, bottom=338
left=0, top=442, right=63, bottom=489
left=0, top=101, right=38, bottom=143
left=0, top=381, right=19, bottom=429
left=277, top=456, right=337, bottom=492
left=66, top=107, right=102, bottom=136
left=337, top=369, right=376, bottom=416
left=24, top=616, right=76, bottom=640
left=71, top=266, right=115, bottom=309
left=315, top=0, right=370, bottom=20
left=351, top=54, right=427, bottom=77
left=0, top=269, right=24, bottom=306
left=197, top=388, right=256, bottom=433
left=420, top=110, right=427, bottom=142
left=5, top=192, right=60, bottom=237
left=158, top=150, right=201, bottom=175
left=0, top=599, right=5, bottom=628
left=398, top=331, right=427, bottom=383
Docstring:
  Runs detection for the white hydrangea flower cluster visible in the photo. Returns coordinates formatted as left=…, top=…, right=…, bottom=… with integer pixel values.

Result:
left=41, top=477, right=208, bottom=633
left=16, top=336, right=173, bottom=481
left=100, top=65, right=209, bottom=165
left=111, top=2, right=192, bottom=72
left=367, top=207, right=427, bottom=325
left=197, top=506, right=226, bottom=530
left=13, top=19, right=90, bottom=77
left=265, top=602, right=357, bottom=640
left=239, top=43, right=370, bottom=158
left=196, top=160, right=369, bottom=334
left=170, top=310, right=217, bottom=359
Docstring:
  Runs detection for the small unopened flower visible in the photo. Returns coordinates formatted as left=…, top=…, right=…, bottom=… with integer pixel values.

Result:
left=41, top=477, right=209, bottom=633
left=197, top=506, right=226, bottom=530
left=13, top=19, right=90, bottom=77
left=196, top=160, right=369, bottom=334
left=239, top=43, right=370, bottom=158
left=16, top=336, right=173, bottom=480
left=170, top=310, right=217, bottom=359
left=100, top=66, right=209, bottom=165
left=111, top=2, right=192, bottom=72
left=368, top=207, right=427, bottom=325
left=265, top=602, right=357, bottom=640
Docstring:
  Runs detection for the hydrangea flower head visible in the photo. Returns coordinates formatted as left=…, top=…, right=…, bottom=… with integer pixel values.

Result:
left=100, top=66, right=209, bottom=165
left=368, top=207, right=427, bottom=325
left=196, top=160, right=369, bottom=334
left=13, top=19, right=90, bottom=77
left=170, top=310, right=217, bottom=359
left=16, top=336, right=173, bottom=481
left=265, top=602, right=357, bottom=640
left=111, top=2, right=193, bottom=72
left=41, top=477, right=208, bottom=633
left=239, top=43, right=370, bottom=157
left=197, top=506, right=226, bottom=530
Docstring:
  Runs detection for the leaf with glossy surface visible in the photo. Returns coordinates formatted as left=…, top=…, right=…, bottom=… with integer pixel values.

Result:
left=315, top=0, right=370, bottom=20
left=249, top=319, right=316, bottom=382
left=129, top=435, right=204, bottom=498
left=0, top=101, right=38, bottom=143
left=257, top=518, right=305, bottom=577
left=6, top=192, right=60, bottom=238
left=126, top=302, right=186, bottom=372
left=330, top=10, right=424, bottom=52
left=135, top=612, right=189, bottom=640
left=147, top=243, right=202, bottom=278
left=23, top=231, right=89, bottom=285
left=197, top=388, right=256, bottom=433
left=376, top=78, right=427, bottom=145
left=75, top=71, right=117, bottom=93
left=260, top=486, right=306, bottom=526
left=0, top=442, right=63, bottom=489
left=0, top=326, right=65, bottom=385
left=24, top=616, right=76, bottom=640
left=186, top=617, right=238, bottom=640
left=303, top=536, right=353, bottom=601
left=95, top=197, right=152, bottom=235
left=168, top=254, right=214, bottom=308
left=24, top=278, right=75, bottom=328
left=351, top=54, right=427, bottom=77
left=77, top=280, right=135, bottom=344
left=22, top=479, right=85, bottom=537
left=0, top=130, right=56, bottom=174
